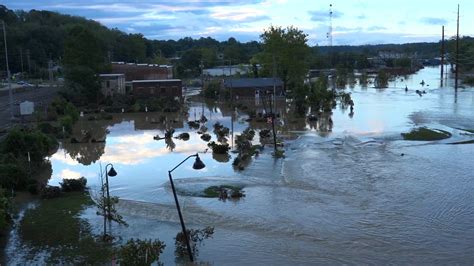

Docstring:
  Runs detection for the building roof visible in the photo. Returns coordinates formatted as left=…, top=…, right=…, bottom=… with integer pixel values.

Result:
left=131, top=79, right=181, bottom=83
left=223, top=78, right=283, bottom=88
left=99, top=74, right=125, bottom=77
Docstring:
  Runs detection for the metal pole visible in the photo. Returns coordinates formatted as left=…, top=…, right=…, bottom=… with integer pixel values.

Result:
left=105, top=164, right=112, bottom=219
left=440, top=26, right=444, bottom=87
left=168, top=171, right=194, bottom=262
left=455, top=4, right=459, bottom=91
left=1, top=20, right=13, bottom=120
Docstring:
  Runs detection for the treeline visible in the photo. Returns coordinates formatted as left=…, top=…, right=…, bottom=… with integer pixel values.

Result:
left=1, top=4, right=473, bottom=82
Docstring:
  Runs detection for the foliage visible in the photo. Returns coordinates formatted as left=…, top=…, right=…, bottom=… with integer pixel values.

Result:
left=273, top=149, right=285, bottom=158
left=258, top=26, right=311, bottom=91
left=1, top=128, right=57, bottom=165
left=207, top=141, right=230, bottom=154
left=63, top=25, right=107, bottom=104
left=401, top=127, right=452, bottom=141
left=175, top=226, right=214, bottom=258
left=203, top=185, right=245, bottom=200
left=60, top=177, right=87, bottom=192
left=200, top=133, right=211, bottom=142
left=116, top=238, right=165, bottom=266
left=374, top=70, right=389, bottom=88
left=463, top=76, right=474, bottom=86
left=0, top=188, right=12, bottom=231
left=202, top=81, right=221, bottom=99
left=95, top=193, right=128, bottom=228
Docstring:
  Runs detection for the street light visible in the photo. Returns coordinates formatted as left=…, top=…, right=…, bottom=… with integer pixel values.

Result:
left=105, top=163, right=117, bottom=218
left=101, top=163, right=117, bottom=240
left=168, top=153, right=205, bottom=262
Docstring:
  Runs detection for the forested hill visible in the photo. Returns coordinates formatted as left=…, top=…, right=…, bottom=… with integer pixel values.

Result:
left=1, top=4, right=467, bottom=78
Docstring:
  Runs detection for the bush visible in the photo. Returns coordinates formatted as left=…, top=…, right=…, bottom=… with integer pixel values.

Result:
left=116, top=238, right=165, bottom=265
left=207, top=141, right=230, bottom=154
left=59, top=115, right=74, bottom=134
left=60, top=177, right=87, bottom=192
left=202, top=81, right=220, bottom=99
left=0, top=188, right=11, bottom=231
left=0, top=163, right=28, bottom=190
left=40, top=185, right=62, bottom=199
left=175, top=227, right=214, bottom=258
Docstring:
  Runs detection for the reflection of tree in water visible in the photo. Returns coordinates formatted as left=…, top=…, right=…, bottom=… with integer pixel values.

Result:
left=63, top=142, right=106, bottom=166
left=212, top=153, right=230, bottom=163
left=165, top=138, right=176, bottom=151
left=63, top=121, right=108, bottom=165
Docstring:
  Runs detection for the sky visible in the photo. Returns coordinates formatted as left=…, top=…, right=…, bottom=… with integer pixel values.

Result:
left=3, top=0, right=474, bottom=45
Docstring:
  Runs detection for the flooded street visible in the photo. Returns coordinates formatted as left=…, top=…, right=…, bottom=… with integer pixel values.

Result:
left=6, top=67, right=474, bottom=264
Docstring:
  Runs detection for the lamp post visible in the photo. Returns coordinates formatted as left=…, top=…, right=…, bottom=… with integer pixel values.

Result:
left=101, top=163, right=117, bottom=241
left=104, top=163, right=117, bottom=219
left=1, top=20, right=13, bottom=120
left=168, top=153, right=205, bottom=262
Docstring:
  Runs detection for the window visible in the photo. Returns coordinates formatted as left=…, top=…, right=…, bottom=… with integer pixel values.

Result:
left=161, top=87, right=166, bottom=93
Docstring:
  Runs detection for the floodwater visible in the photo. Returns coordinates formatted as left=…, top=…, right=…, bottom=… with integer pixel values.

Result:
left=6, top=67, right=474, bottom=264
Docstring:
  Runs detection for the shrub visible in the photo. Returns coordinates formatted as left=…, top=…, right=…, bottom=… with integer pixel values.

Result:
left=207, top=141, right=230, bottom=154
left=175, top=227, right=214, bottom=258
left=60, top=177, right=87, bottom=192
left=116, top=238, right=165, bottom=265
left=40, top=185, right=62, bottom=199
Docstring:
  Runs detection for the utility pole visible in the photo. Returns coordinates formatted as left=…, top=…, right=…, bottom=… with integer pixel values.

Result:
left=26, top=49, right=31, bottom=75
left=455, top=4, right=459, bottom=91
left=20, top=48, right=24, bottom=74
left=48, top=59, right=54, bottom=83
left=440, top=26, right=444, bottom=87
left=1, top=20, right=14, bottom=120
left=327, top=4, right=333, bottom=47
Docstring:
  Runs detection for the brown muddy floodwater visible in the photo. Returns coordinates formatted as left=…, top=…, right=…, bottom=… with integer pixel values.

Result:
left=6, top=67, right=474, bottom=265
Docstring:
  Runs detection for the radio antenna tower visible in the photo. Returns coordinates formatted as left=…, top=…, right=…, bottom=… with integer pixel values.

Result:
left=327, top=4, right=333, bottom=46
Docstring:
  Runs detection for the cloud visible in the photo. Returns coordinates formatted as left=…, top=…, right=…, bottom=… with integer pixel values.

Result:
left=308, top=9, right=343, bottom=22
left=367, top=26, right=387, bottom=31
left=57, top=169, right=82, bottom=180
left=420, top=17, right=448, bottom=25
left=357, top=14, right=366, bottom=20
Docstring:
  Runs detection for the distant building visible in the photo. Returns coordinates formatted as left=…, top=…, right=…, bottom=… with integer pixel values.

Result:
left=99, top=74, right=126, bottom=97
left=131, top=79, right=182, bottom=98
left=111, top=62, right=173, bottom=81
left=203, top=65, right=252, bottom=77
left=222, top=78, right=283, bottom=99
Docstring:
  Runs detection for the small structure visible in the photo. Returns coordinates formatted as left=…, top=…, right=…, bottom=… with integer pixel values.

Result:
left=19, top=101, right=34, bottom=116
left=111, top=62, right=173, bottom=81
left=99, top=74, right=126, bottom=97
left=132, top=79, right=182, bottom=98
left=222, top=78, right=283, bottom=99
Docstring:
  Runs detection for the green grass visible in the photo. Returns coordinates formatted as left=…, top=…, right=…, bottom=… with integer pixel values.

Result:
left=19, top=191, right=112, bottom=264
left=401, top=127, right=451, bottom=141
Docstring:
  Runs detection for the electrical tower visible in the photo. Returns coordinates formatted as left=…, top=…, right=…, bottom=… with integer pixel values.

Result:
left=327, top=4, right=333, bottom=47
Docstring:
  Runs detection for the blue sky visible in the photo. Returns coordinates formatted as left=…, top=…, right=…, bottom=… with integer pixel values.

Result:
left=4, top=0, right=474, bottom=45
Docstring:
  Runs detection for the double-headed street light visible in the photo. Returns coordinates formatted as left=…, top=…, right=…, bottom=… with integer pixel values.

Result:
left=168, top=153, right=205, bottom=262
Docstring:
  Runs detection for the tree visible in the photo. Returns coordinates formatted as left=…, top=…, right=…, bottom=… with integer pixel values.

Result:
left=259, top=26, right=311, bottom=92
left=63, top=25, right=107, bottom=103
